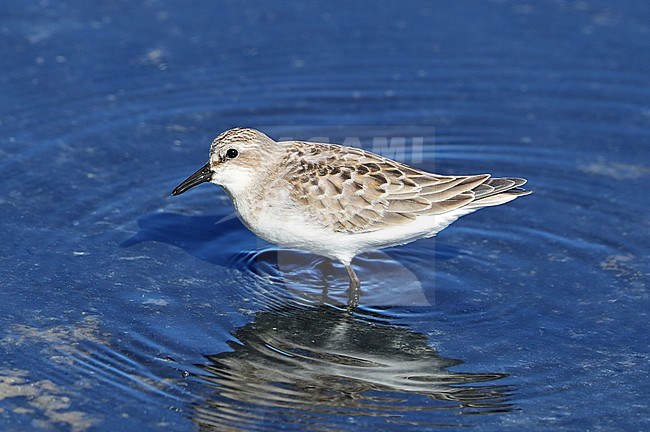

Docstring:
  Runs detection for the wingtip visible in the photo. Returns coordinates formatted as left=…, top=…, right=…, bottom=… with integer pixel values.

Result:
left=510, top=188, right=533, bottom=196
left=506, top=177, right=528, bottom=188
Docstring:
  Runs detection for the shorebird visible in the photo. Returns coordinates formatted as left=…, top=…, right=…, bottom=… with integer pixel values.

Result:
left=172, top=128, right=531, bottom=305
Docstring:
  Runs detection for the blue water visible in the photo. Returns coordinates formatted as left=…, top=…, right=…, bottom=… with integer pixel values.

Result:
left=1, top=1, right=649, bottom=431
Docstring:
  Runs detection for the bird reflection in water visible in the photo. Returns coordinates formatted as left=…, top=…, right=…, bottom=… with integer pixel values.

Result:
left=190, top=305, right=514, bottom=431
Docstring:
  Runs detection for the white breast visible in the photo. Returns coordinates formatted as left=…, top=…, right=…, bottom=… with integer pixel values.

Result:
left=233, top=185, right=477, bottom=263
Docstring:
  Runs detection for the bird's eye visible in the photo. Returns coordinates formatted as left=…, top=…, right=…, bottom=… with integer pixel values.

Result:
left=226, top=148, right=238, bottom=159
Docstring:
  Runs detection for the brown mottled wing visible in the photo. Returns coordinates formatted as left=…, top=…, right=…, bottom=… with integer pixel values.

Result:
left=284, top=142, right=493, bottom=234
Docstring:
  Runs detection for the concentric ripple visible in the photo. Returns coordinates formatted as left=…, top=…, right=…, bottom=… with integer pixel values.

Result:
left=1, top=0, right=649, bottom=431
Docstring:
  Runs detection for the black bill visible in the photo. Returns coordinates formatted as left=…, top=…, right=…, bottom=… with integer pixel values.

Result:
left=172, top=163, right=212, bottom=195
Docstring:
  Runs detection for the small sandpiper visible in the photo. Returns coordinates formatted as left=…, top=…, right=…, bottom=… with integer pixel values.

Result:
left=172, top=128, right=531, bottom=305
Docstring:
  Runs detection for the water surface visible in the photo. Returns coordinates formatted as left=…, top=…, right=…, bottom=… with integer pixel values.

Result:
left=1, top=1, right=649, bottom=431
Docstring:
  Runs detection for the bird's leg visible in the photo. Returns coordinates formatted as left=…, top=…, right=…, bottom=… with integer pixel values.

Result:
left=343, top=261, right=361, bottom=309
left=315, top=259, right=334, bottom=305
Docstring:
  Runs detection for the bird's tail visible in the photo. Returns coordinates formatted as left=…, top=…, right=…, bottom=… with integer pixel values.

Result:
left=466, top=177, right=532, bottom=209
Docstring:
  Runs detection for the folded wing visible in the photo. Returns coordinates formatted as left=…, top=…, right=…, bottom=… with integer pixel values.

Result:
left=283, top=142, right=530, bottom=234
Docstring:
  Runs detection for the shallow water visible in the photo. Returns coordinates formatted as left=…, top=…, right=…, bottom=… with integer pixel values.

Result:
left=1, top=1, right=649, bottom=431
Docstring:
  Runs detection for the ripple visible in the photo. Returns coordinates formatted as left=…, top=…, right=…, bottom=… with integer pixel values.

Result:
left=2, top=1, right=649, bottom=430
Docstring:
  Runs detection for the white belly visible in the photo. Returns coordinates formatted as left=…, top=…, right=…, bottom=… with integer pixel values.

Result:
left=234, top=189, right=476, bottom=263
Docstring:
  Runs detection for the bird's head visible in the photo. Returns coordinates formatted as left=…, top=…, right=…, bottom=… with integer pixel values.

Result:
left=172, top=128, right=277, bottom=197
